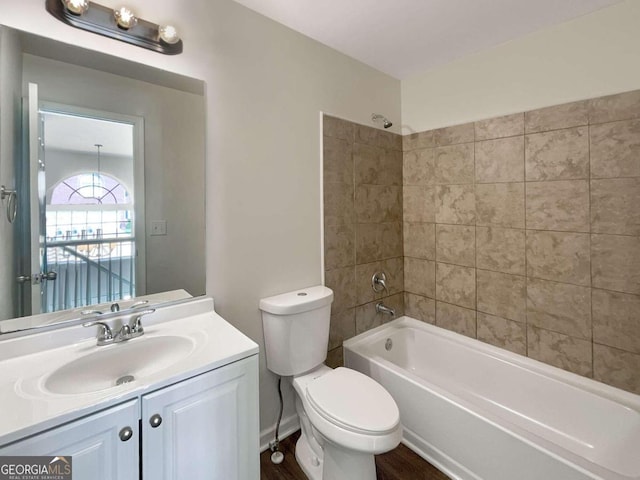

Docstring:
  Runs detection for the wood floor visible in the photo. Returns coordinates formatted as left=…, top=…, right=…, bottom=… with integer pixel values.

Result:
left=260, top=430, right=450, bottom=480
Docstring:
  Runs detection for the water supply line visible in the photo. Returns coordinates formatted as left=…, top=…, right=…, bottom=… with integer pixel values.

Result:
left=269, top=376, right=285, bottom=464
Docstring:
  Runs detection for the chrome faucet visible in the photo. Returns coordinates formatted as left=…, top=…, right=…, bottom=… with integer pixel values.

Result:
left=83, top=309, right=155, bottom=346
left=376, top=302, right=396, bottom=317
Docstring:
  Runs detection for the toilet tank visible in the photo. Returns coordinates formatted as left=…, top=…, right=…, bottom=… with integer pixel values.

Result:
left=260, top=286, right=333, bottom=376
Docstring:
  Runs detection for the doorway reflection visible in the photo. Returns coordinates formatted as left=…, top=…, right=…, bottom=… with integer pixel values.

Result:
left=37, top=110, right=140, bottom=312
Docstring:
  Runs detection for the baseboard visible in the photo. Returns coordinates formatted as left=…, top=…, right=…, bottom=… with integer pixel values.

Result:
left=259, top=413, right=300, bottom=452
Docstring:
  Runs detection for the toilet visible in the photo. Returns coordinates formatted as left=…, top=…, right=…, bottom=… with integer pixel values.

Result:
left=260, top=285, right=402, bottom=480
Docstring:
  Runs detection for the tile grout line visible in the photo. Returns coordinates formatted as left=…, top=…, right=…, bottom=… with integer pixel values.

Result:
left=350, top=123, right=357, bottom=357
left=588, top=122, right=594, bottom=380
left=473, top=124, right=478, bottom=340
left=523, top=132, right=530, bottom=359
left=433, top=155, right=439, bottom=328
left=399, top=255, right=639, bottom=297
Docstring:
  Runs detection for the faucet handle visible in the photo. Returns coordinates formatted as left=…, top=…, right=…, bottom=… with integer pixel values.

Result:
left=83, top=321, right=114, bottom=342
left=371, top=271, right=389, bottom=294
left=129, top=308, right=155, bottom=333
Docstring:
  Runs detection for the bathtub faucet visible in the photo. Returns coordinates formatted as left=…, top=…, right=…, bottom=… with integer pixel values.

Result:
left=376, top=302, right=395, bottom=317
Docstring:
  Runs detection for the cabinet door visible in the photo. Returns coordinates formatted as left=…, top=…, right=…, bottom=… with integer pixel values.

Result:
left=142, top=355, right=259, bottom=480
left=0, top=400, right=139, bottom=480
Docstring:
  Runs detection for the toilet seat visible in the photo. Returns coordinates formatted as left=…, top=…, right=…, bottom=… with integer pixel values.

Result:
left=306, top=367, right=399, bottom=435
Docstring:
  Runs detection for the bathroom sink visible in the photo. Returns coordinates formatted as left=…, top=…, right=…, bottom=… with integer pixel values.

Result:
left=44, top=336, right=195, bottom=394
left=0, top=296, right=260, bottom=447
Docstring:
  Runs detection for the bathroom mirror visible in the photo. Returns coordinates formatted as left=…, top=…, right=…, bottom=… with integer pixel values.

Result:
left=0, top=26, right=206, bottom=332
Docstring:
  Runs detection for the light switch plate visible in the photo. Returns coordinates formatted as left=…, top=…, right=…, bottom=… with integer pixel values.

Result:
left=151, top=220, right=167, bottom=236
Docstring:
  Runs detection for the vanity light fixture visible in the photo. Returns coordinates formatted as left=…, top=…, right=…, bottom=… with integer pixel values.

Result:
left=46, top=0, right=183, bottom=55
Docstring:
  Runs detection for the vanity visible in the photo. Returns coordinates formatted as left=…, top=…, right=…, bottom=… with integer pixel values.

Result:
left=0, top=297, right=260, bottom=479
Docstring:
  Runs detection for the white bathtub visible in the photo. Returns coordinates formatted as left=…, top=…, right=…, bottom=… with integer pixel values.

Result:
left=343, top=317, right=640, bottom=480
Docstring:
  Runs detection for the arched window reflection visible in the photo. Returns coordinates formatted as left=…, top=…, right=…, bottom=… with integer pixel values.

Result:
left=47, top=173, right=133, bottom=240
left=50, top=173, right=130, bottom=206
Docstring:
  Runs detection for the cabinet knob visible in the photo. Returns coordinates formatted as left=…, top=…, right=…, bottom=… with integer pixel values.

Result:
left=149, top=414, right=163, bottom=428
left=119, top=426, right=133, bottom=442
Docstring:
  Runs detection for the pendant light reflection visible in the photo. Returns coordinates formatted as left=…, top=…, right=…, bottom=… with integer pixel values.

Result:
left=62, top=0, right=89, bottom=15
left=114, top=6, right=137, bottom=30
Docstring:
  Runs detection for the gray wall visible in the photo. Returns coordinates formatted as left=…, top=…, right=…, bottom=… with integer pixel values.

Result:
left=0, top=27, right=21, bottom=319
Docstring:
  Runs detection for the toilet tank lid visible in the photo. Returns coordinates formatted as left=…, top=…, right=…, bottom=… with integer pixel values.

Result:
left=259, top=286, right=333, bottom=315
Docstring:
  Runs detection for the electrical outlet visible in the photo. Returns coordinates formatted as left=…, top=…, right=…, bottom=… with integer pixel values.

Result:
left=151, top=220, right=167, bottom=236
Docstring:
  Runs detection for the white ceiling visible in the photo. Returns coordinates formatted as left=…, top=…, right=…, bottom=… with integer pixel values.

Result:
left=42, top=112, right=133, bottom=157
left=232, top=0, right=623, bottom=79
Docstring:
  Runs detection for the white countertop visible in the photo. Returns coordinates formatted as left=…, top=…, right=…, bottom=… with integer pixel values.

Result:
left=0, top=297, right=258, bottom=446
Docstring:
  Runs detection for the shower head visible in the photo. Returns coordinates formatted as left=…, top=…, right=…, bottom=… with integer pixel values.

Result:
left=372, top=113, right=393, bottom=129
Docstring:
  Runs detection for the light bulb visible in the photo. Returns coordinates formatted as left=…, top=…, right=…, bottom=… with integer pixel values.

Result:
left=114, top=6, right=137, bottom=30
left=62, top=0, right=89, bottom=15
left=158, top=25, right=180, bottom=45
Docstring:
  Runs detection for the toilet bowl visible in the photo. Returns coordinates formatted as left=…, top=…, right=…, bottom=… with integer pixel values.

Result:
left=292, top=365, right=402, bottom=480
left=260, top=286, right=402, bottom=480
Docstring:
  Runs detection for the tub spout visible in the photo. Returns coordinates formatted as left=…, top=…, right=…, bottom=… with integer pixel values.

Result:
left=376, top=302, right=395, bottom=317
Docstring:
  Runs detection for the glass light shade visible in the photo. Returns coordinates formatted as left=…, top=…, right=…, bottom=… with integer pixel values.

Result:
left=62, top=0, right=89, bottom=15
left=114, top=6, right=137, bottom=29
left=158, top=25, right=180, bottom=44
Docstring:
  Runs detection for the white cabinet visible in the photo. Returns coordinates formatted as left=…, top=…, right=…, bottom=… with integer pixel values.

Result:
left=0, top=355, right=259, bottom=480
left=0, top=400, right=139, bottom=480
left=142, top=356, right=259, bottom=480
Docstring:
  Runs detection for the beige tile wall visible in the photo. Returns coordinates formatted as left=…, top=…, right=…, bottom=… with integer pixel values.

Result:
left=402, top=89, right=640, bottom=395
left=323, top=115, right=404, bottom=367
